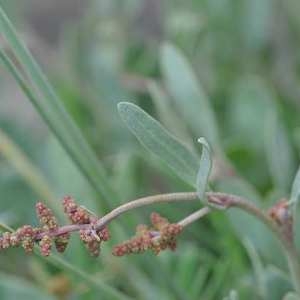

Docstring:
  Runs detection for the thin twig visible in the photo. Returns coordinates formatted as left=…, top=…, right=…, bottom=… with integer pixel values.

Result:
left=178, top=207, right=211, bottom=227
left=206, top=192, right=300, bottom=294
left=35, top=192, right=199, bottom=240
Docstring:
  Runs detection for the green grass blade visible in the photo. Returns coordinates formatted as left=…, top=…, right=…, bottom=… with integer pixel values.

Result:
left=118, top=102, right=199, bottom=187
left=0, top=273, right=55, bottom=300
left=0, top=6, right=115, bottom=207
left=47, top=254, right=131, bottom=300
left=0, top=128, right=62, bottom=217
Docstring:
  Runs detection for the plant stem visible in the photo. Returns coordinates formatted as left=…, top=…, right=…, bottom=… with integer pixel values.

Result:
left=206, top=192, right=300, bottom=294
left=0, top=222, right=131, bottom=299
left=36, top=192, right=199, bottom=239
left=178, top=207, right=211, bottom=227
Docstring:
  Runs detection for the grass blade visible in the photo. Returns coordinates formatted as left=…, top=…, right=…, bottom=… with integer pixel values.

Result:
left=0, top=7, right=115, bottom=207
left=47, top=254, right=131, bottom=300
left=0, top=128, right=61, bottom=217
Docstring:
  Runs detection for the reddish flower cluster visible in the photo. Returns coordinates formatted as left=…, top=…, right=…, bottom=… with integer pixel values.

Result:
left=0, top=225, right=38, bottom=254
left=0, top=196, right=110, bottom=257
left=268, top=199, right=293, bottom=243
left=62, top=196, right=91, bottom=225
left=62, top=197, right=110, bottom=257
left=112, top=212, right=182, bottom=256
left=0, top=198, right=182, bottom=259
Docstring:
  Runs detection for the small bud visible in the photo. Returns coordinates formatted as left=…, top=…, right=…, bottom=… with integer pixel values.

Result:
left=36, top=202, right=58, bottom=231
left=112, top=243, right=130, bottom=257
left=85, top=240, right=100, bottom=257
left=40, top=235, right=52, bottom=257
left=112, top=212, right=183, bottom=257
left=79, top=229, right=94, bottom=243
left=55, top=233, right=70, bottom=253
left=97, top=226, right=110, bottom=241
left=268, top=199, right=293, bottom=243
left=22, top=238, right=35, bottom=254
left=151, top=212, right=168, bottom=230
left=10, top=232, right=21, bottom=247
left=19, top=225, right=36, bottom=254
left=62, top=196, right=90, bottom=224
left=2, top=232, right=11, bottom=249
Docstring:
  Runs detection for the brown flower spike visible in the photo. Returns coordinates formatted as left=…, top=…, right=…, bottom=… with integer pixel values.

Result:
left=112, top=212, right=182, bottom=256
left=0, top=196, right=189, bottom=259
left=0, top=197, right=110, bottom=257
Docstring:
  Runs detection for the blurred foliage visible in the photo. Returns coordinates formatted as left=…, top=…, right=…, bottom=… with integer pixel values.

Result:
left=1, top=0, right=300, bottom=299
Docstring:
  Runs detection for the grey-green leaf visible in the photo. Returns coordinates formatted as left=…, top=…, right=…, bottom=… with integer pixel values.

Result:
left=160, top=43, right=220, bottom=150
left=290, top=166, right=300, bottom=205
left=196, top=137, right=212, bottom=202
left=283, top=292, right=300, bottom=300
left=118, top=102, right=198, bottom=186
left=147, top=80, right=193, bottom=147
left=291, top=167, right=300, bottom=250
left=265, top=109, right=296, bottom=193
left=223, top=290, right=239, bottom=300
left=243, top=238, right=267, bottom=299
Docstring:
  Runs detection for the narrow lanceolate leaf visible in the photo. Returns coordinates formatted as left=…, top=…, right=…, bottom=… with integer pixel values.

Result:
left=283, top=292, right=300, bottom=300
left=223, top=290, right=239, bottom=300
left=196, top=138, right=212, bottom=202
left=291, top=166, right=300, bottom=250
left=118, top=102, right=198, bottom=186
left=264, top=110, right=295, bottom=193
left=290, top=166, right=300, bottom=206
left=147, top=80, right=194, bottom=148
left=0, top=7, right=115, bottom=207
left=160, top=43, right=221, bottom=151
left=243, top=239, right=267, bottom=299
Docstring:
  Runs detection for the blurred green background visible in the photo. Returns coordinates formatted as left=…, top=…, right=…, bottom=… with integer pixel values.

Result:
left=0, top=0, right=300, bottom=299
